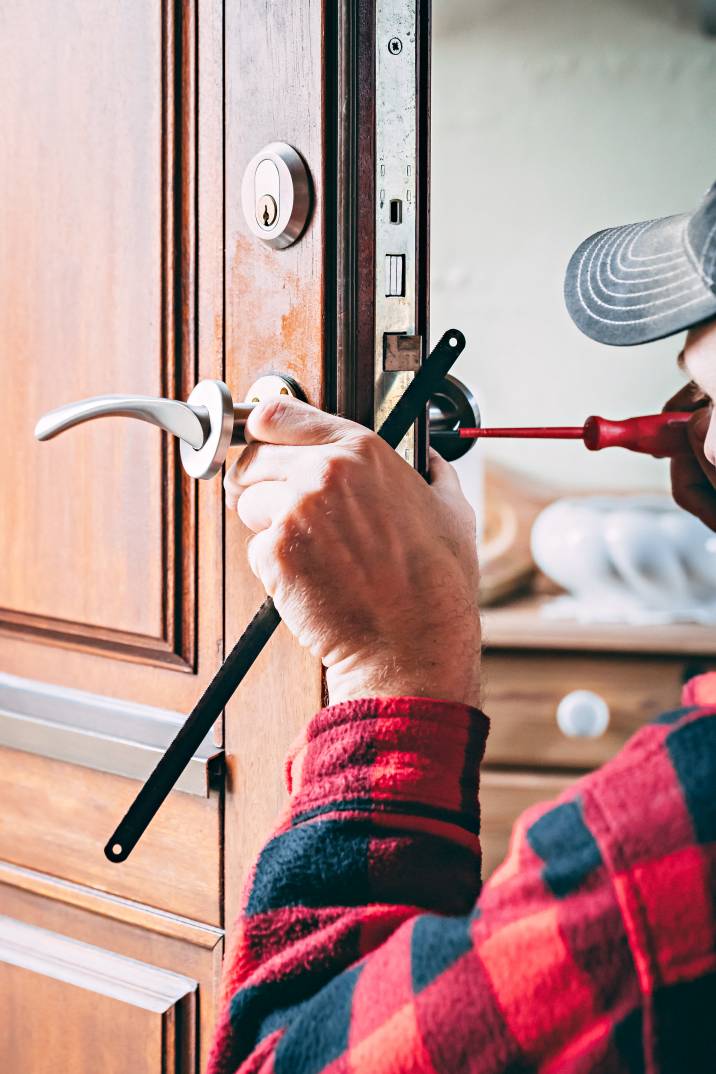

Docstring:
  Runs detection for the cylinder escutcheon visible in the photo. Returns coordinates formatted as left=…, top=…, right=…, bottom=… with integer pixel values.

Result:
left=241, top=143, right=311, bottom=249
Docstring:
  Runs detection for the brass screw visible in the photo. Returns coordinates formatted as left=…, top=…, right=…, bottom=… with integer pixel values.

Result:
left=256, top=194, right=278, bottom=229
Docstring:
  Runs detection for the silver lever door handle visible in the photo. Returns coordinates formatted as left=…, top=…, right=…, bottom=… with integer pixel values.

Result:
left=34, top=375, right=300, bottom=479
left=34, top=394, right=210, bottom=450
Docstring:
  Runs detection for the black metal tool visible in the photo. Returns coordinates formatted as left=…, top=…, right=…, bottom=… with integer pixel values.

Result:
left=104, top=328, right=466, bottom=862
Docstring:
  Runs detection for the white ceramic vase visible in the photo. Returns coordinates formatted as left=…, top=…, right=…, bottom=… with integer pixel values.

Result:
left=530, top=494, right=716, bottom=623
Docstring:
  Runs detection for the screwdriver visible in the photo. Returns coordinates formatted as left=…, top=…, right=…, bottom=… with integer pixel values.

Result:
left=435, top=412, right=695, bottom=459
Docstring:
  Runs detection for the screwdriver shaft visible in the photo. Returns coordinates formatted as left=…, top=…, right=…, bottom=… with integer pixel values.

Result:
left=458, top=426, right=584, bottom=440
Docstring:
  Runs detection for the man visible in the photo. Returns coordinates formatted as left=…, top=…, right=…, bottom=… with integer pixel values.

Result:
left=209, top=183, right=716, bottom=1074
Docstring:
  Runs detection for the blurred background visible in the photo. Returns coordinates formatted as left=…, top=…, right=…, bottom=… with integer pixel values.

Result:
left=430, top=0, right=716, bottom=874
left=432, top=0, right=716, bottom=491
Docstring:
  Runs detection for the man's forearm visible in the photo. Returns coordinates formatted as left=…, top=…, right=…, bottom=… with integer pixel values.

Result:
left=207, top=696, right=487, bottom=1074
left=208, top=687, right=716, bottom=1074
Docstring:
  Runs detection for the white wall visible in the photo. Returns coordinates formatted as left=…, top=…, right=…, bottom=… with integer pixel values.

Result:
left=431, top=0, right=716, bottom=491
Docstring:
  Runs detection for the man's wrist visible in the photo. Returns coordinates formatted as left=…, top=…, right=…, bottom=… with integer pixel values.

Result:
left=325, top=647, right=482, bottom=709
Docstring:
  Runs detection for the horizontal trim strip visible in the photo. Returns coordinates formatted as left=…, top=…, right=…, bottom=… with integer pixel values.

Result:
left=0, top=915, right=196, bottom=1011
left=0, top=672, right=222, bottom=796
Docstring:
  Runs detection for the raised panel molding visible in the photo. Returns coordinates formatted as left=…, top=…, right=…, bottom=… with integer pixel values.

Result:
left=0, top=745, right=222, bottom=924
left=0, top=0, right=198, bottom=672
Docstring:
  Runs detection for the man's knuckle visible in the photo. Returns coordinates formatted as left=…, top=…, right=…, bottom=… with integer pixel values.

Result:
left=319, top=450, right=350, bottom=486
left=350, top=429, right=380, bottom=456
left=271, top=517, right=297, bottom=562
left=238, top=441, right=260, bottom=471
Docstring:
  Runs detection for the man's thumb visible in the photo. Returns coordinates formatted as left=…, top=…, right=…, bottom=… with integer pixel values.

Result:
left=428, top=448, right=462, bottom=493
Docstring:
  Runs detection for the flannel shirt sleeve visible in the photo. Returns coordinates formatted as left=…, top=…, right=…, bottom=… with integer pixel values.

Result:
left=207, top=687, right=716, bottom=1074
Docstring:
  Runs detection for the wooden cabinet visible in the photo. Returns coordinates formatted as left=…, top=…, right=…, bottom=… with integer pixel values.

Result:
left=483, top=652, right=686, bottom=771
left=479, top=771, right=574, bottom=879
left=480, top=598, right=716, bottom=876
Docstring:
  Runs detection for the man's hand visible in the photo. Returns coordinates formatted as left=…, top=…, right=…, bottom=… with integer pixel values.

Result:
left=224, top=397, right=481, bottom=708
left=664, top=325, right=716, bottom=532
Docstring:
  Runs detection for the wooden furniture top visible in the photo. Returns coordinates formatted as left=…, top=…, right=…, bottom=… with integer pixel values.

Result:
left=483, top=593, right=716, bottom=656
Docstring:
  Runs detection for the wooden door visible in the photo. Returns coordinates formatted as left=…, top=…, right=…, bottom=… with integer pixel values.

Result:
left=0, top=1, right=225, bottom=1069
left=0, top=1, right=430, bottom=1068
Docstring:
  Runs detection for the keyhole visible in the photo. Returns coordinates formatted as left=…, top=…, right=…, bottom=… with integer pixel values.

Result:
left=257, top=194, right=278, bottom=229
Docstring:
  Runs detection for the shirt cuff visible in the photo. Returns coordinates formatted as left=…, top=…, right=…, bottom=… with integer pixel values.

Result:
left=285, top=697, right=489, bottom=848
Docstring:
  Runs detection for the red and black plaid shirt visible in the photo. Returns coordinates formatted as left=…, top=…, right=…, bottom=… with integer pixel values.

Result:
left=207, top=673, right=716, bottom=1073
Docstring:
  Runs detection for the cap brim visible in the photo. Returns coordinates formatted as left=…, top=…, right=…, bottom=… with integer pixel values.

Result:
left=564, top=213, right=716, bottom=346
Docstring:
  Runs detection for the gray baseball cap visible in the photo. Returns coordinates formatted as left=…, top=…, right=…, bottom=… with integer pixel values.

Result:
left=564, top=182, right=716, bottom=346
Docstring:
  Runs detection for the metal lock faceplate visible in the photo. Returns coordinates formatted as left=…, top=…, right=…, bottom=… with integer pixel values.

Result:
left=241, top=142, right=311, bottom=249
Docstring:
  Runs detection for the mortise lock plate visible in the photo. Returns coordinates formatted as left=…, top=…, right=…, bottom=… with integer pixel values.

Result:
left=240, top=142, right=311, bottom=249
left=34, top=375, right=302, bottom=480
left=373, top=0, right=420, bottom=465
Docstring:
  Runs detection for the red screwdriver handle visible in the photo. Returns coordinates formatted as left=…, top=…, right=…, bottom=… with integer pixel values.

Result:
left=582, top=412, right=693, bottom=458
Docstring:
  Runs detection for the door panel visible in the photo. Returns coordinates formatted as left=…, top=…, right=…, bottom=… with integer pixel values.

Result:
left=0, top=0, right=430, bottom=1065
left=1, top=0, right=186, bottom=657
left=0, top=0, right=224, bottom=1067
left=0, top=922, right=195, bottom=1074
left=0, top=0, right=224, bottom=706
left=1, top=1, right=165, bottom=639
left=0, top=748, right=221, bottom=923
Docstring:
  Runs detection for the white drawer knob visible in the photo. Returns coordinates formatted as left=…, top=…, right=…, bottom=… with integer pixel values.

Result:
left=556, top=690, right=610, bottom=738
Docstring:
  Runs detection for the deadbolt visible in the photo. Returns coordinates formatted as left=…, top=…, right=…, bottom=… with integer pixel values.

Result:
left=241, top=142, right=311, bottom=249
